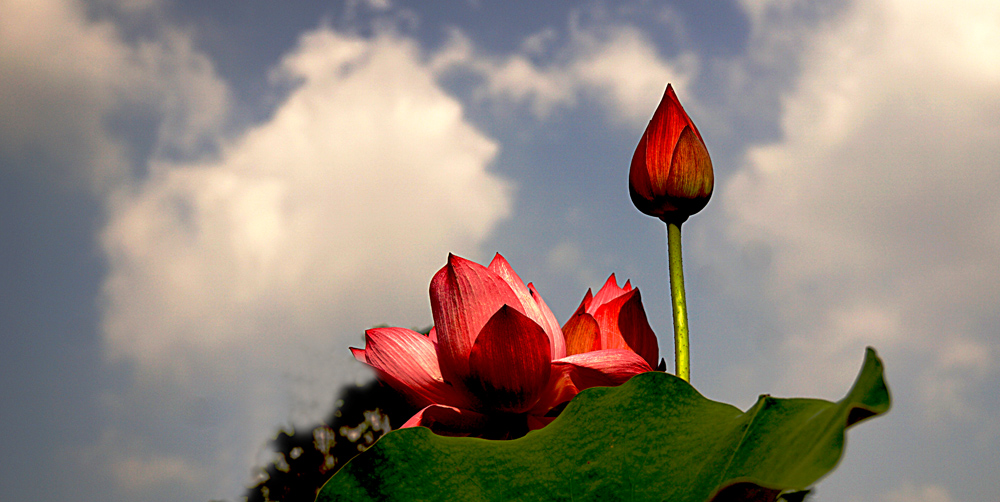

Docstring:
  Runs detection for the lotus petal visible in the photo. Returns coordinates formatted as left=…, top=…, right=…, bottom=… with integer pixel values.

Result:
left=466, top=305, right=551, bottom=413
left=528, top=282, right=566, bottom=359
left=588, top=274, right=628, bottom=315
left=430, top=254, right=523, bottom=385
left=594, top=289, right=659, bottom=368
left=529, top=349, right=653, bottom=415
left=401, top=404, right=490, bottom=437
left=488, top=254, right=566, bottom=358
left=554, top=349, right=653, bottom=388
left=358, top=327, right=470, bottom=409
left=562, top=311, right=600, bottom=356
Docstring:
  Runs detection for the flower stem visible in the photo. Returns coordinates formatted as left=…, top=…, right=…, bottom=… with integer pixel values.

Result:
left=666, top=220, right=690, bottom=382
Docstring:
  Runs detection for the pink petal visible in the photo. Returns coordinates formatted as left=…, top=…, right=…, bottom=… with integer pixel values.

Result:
left=361, top=327, right=471, bottom=409
left=531, top=349, right=653, bottom=414
left=589, top=274, right=628, bottom=315
left=592, top=296, right=631, bottom=352
left=430, top=254, right=523, bottom=386
left=562, top=311, right=601, bottom=356
left=528, top=369, right=581, bottom=416
left=488, top=254, right=566, bottom=358
left=555, top=349, right=653, bottom=386
left=614, top=289, right=659, bottom=368
left=466, top=305, right=551, bottom=413
left=401, top=404, right=490, bottom=437
left=528, top=283, right=566, bottom=359
left=487, top=253, right=529, bottom=296
left=570, top=289, right=594, bottom=318
left=593, top=289, right=660, bottom=368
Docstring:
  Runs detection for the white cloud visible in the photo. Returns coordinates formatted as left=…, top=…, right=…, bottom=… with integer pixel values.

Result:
left=0, top=0, right=132, bottom=188
left=0, top=0, right=227, bottom=192
left=130, top=28, right=231, bottom=160
left=102, top=27, right=508, bottom=372
left=879, top=483, right=956, bottom=502
left=434, top=22, right=698, bottom=124
left=99, top=26, right=511, bottom=499
left=723, top=0, right=1000, bottom=416
left=1, top=0, right=242, bottom=499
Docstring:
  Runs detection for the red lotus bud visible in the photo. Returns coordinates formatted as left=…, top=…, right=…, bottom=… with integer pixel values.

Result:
left=629, top=84, right=713, bottom=223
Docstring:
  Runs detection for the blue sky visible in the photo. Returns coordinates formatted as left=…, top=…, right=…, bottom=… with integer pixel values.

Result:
left=1, top=0, right=998, bottom=501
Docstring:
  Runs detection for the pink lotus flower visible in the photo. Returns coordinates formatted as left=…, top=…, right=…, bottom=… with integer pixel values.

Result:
left=351, top=253, right=656, bottom=438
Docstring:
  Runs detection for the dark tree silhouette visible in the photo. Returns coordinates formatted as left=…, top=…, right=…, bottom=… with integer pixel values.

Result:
left=244, top=378, right=417, bottom=502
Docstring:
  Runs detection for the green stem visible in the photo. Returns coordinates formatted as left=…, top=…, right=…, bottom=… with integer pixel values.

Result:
left=666, top=220, right=690, bottom=382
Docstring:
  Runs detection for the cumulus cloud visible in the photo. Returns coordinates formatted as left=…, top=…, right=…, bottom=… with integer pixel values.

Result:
left=99, top=25, right=510, bottom=498
left=102, top=27, right=508, bottom=372
left=0, top=0, right=227, bottom=191
left=1, top=0, right=241, bottom=497
left=723, top=0, right=1000, bottom=417
left=432, top=21, right=698, bottom=124
left=0, top=0, right=131, bottom=188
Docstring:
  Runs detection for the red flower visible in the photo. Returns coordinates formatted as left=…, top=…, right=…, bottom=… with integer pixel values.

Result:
left=562, top=274, right=660, bottom=369
left=629, top=83, right=713, bottom=222
left=351, top=253, right=656, bottom=438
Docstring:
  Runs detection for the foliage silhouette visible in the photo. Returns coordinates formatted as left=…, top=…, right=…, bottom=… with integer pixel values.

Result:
left=244, top=378, right=416, bottom=502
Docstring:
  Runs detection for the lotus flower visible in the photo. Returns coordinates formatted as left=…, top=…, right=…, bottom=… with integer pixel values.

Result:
left=629, top=83, right=713, bottom=222
left=562, top=274, right=660, bottom=369
left=351, top=253, right=656, bottom=438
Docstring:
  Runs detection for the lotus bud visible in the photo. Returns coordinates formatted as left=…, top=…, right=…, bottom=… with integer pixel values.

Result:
left=629, top=84, right=713, bottom=223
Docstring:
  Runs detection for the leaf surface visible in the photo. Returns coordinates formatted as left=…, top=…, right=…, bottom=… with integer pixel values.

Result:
left=318, top=348, right=890, bottom=502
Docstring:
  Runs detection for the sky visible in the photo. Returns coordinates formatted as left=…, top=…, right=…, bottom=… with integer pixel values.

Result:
left=1, top=0, right=998, bottom=500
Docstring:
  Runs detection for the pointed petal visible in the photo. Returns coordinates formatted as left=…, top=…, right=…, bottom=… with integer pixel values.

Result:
left=401, top=404, right=489, bottom=437
left=488, top=254, right=565, bottom=355
left=592, top=289, right=659, bottom=367
left=613, top=289, right=660, bottom=368
left=362, top=327, right=471, bottom=409
left=571, top=289, right=593, bottom=317
left=430, top=254, right=522, bottom=385
left=562, top=311, right=600, bottom=356
left=592, top=293, right=632, bottom=352
left=528, top=283, right=566, bottom=359
left=644, top=84, right=690, bottom=196
left=488, top=253, right=529, bottom=295
left=350, top=347, right=366, bottom=364
left=428, top=326, right=437, bottom=344
left=466, top=305, right=551, bottom=413
left=589, top=274, right=627, bottom=315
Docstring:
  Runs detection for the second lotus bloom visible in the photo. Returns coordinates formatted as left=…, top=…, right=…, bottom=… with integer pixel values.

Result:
left=352, top=253, right=659, bottom=438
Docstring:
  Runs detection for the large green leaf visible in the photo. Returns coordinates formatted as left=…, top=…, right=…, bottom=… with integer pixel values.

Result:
left=318, top=348, right=890, bottom=502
